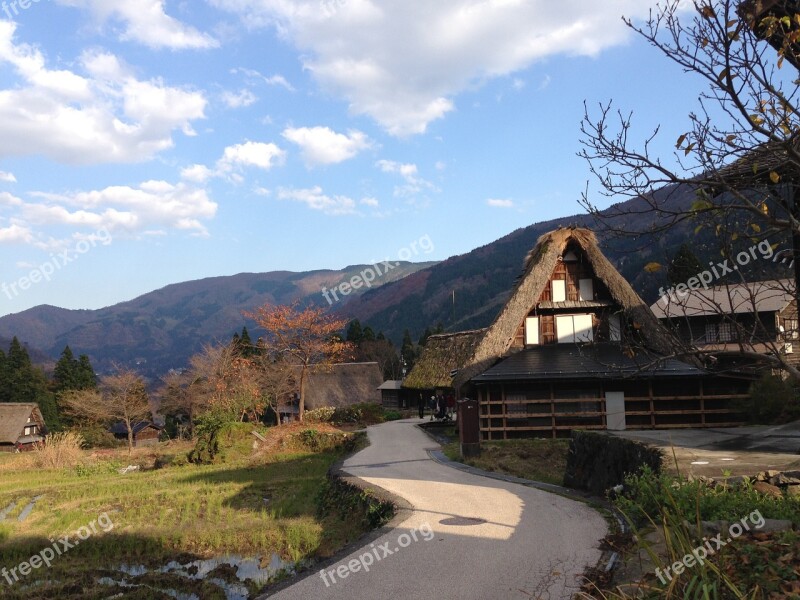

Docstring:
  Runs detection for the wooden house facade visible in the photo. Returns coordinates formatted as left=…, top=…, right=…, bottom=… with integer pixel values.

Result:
left=404, top=227, right=751, bottom=439
left=650, top=279, right=800, bottom=368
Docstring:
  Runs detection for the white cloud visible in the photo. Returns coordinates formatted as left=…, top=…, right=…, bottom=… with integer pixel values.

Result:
left=232, top=67, right=296, bottom=92
left=181, top=141, right=286, bottom=185
left=0, top=27, right=207, bottom=164
left=282, top=126, right=371, bottom=166
left=376, top=159, right=436, bottom=198
left=360, top=197, right=379, bottom=207
left=218, top=141, right=285, bottom=173
left=0, top=192, right=22, bottom=206
left=0, top=171, right=16, bottom=183
left=213, top=0, right=651, bottom=136
left=512, top=78, right=525, bottom=91
left=56, top=0, right=218, bottom=50
left=538, top=74, right=552, bottom=90
left=0, top=223, right=34, bottom=244
left=277, top=186, right=357, bottom=215
left=487, top=198, right=514, bottom=208
left=221, top=89, right=258, bottom=108
left=21, top=180, right=217, bottom=236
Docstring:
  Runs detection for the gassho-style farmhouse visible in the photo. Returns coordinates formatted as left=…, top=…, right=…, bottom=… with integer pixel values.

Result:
left=402, top=227, right=753, bottom=440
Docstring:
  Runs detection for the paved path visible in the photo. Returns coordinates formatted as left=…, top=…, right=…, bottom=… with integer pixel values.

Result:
left=265, top=419, right=607, bottom=600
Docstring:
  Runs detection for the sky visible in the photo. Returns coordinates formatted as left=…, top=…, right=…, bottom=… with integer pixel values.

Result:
left=0, top=0, right=707, bottom=316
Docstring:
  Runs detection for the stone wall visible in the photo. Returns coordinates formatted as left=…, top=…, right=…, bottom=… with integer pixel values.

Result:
left=563, top=430, right=663, bottom=495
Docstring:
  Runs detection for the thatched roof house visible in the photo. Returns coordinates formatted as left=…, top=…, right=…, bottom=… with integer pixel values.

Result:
left=304, top=362, right=383, bottom=409
left=0, top=403, right=46, bottom=451
left=403, top=329, right=486, bottom=390
left=405, top=227, right=682, bottom=392
left=403, top=227, right=748, bottom=438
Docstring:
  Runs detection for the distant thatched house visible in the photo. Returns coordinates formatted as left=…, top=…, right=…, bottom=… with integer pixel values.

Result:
left=377, top=380, right=417, bottom=409
left=303, top=362, right=383, bottom=410
left=0, top=403, right=46, bottom=451
left=109, top=421, right=162, bottom=447
left=405, top=227, right=751, bottom=439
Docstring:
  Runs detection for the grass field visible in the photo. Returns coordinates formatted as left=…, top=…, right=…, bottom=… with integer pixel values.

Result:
left=0, top=423, right=381, bottom=599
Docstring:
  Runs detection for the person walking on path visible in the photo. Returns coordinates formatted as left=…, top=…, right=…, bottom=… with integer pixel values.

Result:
left=417, top=393, right=425, bottom=419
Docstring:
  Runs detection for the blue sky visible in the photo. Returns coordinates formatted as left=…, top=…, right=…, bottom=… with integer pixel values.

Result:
left=0, top=0, right=705, bottom=315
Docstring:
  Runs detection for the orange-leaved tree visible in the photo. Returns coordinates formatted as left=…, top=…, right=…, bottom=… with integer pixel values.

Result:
left=245, top=302, right=353, bottom=421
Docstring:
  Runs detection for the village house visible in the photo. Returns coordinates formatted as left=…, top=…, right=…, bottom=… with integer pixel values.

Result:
left=109, top=421, right=162, bottom=447
left=650, top=279, right=799, bottom=367
left=0, top=403, right=46, bottom=451
left=278, top=362, right=383, bottom=422
left=404, top=227, right=752, bottom=439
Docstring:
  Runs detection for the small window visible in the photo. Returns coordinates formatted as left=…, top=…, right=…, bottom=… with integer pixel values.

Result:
left=556, top=314, right=594, bottom=343
left=705, top=323, right=718, bottom=343
left=525, top=317, right=539, bottom=345
left=552, top=279, right=566, bottom=302
left=609, top=314, right=621, bottom=342
left=718, top=322, right=732, bottom=342
left=578, top=279, right=594, bottom=301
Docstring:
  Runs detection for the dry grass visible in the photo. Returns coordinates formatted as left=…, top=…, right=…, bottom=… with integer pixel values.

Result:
left=32, top=431, right=86, bottom=469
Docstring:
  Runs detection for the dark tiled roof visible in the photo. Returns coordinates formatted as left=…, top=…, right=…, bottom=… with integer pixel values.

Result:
left=472, top=343, right=705, bottom=382
left=109, top=421, right=162, bottom=435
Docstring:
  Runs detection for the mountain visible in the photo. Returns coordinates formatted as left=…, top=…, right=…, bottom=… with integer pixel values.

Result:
left=0, top=263, right=436, bottom=378
left=1, top=182, right=788, bottom=378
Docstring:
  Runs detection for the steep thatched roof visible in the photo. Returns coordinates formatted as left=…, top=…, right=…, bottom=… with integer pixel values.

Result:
left=452, top=227, right=681, bottom=388
left=0, top=403, right=44, bottom=445
left=402, top=329, right=487, bottom=389
left=403, top=227, right=685, bottom=392
left=304, top=362, right=383, bottom=408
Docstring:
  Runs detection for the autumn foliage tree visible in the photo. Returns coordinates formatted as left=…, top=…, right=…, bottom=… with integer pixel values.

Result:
left=245, top=302, right=354, bottom=421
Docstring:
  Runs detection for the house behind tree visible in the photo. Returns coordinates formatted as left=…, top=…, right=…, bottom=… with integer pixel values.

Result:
left=0, top=403, right=46, bottom=451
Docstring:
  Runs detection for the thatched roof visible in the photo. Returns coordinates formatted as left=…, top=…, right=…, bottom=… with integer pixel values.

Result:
left=404, top=227, right=686, bottom=392
left=403, top=329, right=487, bottom=390
left=304, top=362, right=383, bottom=408
left=0, top=403, right=44, bottom=445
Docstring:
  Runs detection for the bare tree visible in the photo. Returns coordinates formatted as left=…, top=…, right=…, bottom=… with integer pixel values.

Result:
left=579, top=0, right=800, bottom=378
left=62, top=368, right=151, bottom=453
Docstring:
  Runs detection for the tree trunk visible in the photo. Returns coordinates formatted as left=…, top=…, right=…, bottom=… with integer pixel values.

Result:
left=127, top=426, right=134, bottom=455
left=299, top=367, right=306, bottom=422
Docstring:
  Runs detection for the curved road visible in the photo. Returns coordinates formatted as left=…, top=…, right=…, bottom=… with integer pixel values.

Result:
left=266, top=419, right=607, bottom=600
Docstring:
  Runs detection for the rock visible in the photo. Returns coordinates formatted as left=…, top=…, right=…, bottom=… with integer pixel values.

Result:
left=714, top=475, right=747, bottom=489
left=758, top=519, right=794, bottom=534
left=753, top=481, right=783, bottom=498
left=770, top=473, right=800, bottom=486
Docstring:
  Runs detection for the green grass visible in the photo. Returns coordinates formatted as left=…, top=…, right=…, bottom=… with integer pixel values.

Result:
left=0, top=430, right=379, bottom=599
left=443, top=437, right=570, bottom=486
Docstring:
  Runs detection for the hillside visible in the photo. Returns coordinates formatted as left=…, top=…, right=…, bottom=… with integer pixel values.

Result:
left=0, top=263, right=435, bottom=377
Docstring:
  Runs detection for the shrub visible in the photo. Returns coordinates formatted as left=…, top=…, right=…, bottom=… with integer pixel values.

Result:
left=304, top=407, right=336, bottom=423
left=737, top=372, right=800, bottom=424
left=188, top=413, right=256, bottom=464
left=73, top=424, right=119, bottom=449
left=383, top=410, right=402, bottom=421
left=33, top=432, right=85, bottom=469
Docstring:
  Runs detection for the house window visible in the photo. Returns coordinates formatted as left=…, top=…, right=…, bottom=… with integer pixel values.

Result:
left=705, top=323, right=718, bottom=343
left=609, top=314, right=621, bottom=342
left=556, top=314, right=594, bottom=343
left=578, top=278, right=594, bottom=301
left=23, top=424, right=38, bottom=436
left=525, top=317, right=540, bottom=345
left=786, top=319, right=799, bottom=339
left=552, top=279, right=566, bottom=302
left=718, top=322, right=733, bottom=342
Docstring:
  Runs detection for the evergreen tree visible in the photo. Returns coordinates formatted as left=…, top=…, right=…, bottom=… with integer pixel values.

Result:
left=240, top=327, right=254, bottom=357
left=668, top=244, right=704, bottom=286
left=76, top=355, right=97, bottom=390
left=401, top=329, right=417, bottom=372
left=346, top=320, right=364, bottom=343
left=54, top=346, right=79, bottom=392
left=4, top=338, right=60, bottom=429
left=362, top=326, right=376, bottom=342
left=0, top=349, right=8, bottom=403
